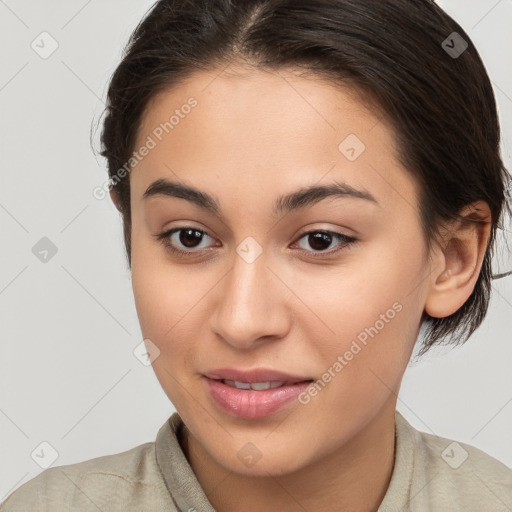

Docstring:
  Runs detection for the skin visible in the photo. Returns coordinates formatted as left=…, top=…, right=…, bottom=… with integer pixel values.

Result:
left=111, top=64, right=491, bottom=512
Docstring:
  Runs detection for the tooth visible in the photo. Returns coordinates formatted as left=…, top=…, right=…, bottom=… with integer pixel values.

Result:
left=222, top=380, right=286, bottom=390
left=250, top=382, right=271, bottom=390
left=234, top=380, right=251, bottom=390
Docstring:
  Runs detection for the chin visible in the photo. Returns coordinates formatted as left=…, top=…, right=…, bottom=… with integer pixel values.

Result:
left=209, top=440, right=310, bottom=478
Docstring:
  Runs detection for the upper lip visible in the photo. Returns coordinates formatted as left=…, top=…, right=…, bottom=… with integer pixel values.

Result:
left=203, top=367, right=313, bottom=383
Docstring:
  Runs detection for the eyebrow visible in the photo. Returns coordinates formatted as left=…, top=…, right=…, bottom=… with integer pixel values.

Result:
left=142, top=178, right=379, bottom=216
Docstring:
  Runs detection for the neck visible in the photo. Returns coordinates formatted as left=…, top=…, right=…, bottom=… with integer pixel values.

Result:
left=180, top=401, right=397, bottom=512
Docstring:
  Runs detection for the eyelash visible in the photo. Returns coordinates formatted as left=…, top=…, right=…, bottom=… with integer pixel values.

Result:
left=154, top=226, right=357, bottom=259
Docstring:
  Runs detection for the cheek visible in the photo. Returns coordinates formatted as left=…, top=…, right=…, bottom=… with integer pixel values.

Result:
left=303, top=275, right=412, bottom=381
left=130, top=238, right=212, bottom=375
left=131, top=253, right=202, bottom=408
left=297, top=240, right=425, bottom=400
left=131, top=227, right=191, bottom=336
left=296, top=242, right=423, bottom=346
left=131, top=237, right=184, bottom=354
left=300, top=285, right=415, bottom=431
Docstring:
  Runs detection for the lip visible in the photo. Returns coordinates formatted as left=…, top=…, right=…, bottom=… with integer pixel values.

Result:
left=201, top=367, right=314, bottom=419
left=202, top=367, right=312, bottom=384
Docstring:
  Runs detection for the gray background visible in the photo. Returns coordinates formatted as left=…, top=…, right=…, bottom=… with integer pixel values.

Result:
left=1, top=0, right=511, bottom=500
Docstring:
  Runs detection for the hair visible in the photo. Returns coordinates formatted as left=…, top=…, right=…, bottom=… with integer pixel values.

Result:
left=98, top=0, right=511, bottom=356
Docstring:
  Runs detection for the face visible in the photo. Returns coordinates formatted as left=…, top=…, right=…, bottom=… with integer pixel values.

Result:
left=128, top=65, right=432, bottom=476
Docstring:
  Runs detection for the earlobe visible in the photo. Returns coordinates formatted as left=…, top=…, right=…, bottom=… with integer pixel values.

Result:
left=424, top=201, right=492, bottom=319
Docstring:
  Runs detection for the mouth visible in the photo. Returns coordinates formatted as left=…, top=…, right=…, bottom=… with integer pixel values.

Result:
left=219, top=379, right=313, bottom=390
left=202, top=367, right=314, bottom=385
left=201, top=369, right=315, bottom=419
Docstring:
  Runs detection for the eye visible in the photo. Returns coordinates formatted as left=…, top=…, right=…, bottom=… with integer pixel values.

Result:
left=292, top=230, right=357, bottom=258
left=154, top=226, right=216, bottom=257
left=154, top=226, right=357, bottom=258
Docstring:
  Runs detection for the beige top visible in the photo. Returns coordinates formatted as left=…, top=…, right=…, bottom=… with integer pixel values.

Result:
left=1, top=411, right=511, bottom=511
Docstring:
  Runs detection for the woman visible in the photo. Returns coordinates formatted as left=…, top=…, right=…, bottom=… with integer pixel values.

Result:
left=2, top=0, right=511, bottom=510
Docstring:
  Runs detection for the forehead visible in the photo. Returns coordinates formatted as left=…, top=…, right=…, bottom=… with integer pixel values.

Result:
left=136, top=65, right=387, bottom=150
left=130, top=65, right=419, bottom=215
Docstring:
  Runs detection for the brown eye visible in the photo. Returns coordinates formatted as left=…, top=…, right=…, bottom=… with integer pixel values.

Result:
left=155, top=226, right=216, bottom=256
left=294, top=230, right=357, bottom=257
left=176, top=228, right=205, bottom=248
left=154, top=226, right=357, bottom=259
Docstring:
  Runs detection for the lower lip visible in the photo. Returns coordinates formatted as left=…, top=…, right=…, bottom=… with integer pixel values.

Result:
left=203, top=377, right=312, bottom=419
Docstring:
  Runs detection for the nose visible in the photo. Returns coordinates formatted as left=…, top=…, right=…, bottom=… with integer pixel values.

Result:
left=210, top=246, right=291, bottom=350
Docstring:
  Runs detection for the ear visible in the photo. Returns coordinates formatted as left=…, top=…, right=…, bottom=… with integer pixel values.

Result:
left=424, top=200, right=492, bottom=318
left=110, top=188, right=123, bottom=213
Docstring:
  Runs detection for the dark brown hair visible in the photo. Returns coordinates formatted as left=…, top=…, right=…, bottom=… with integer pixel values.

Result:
left=98, top=0, right=511, bottom=355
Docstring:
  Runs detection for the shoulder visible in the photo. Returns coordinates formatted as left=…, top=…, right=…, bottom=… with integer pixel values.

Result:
left=400, top=414, right=512, bottom=510
left=0, top=441, right=173, bottom=511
